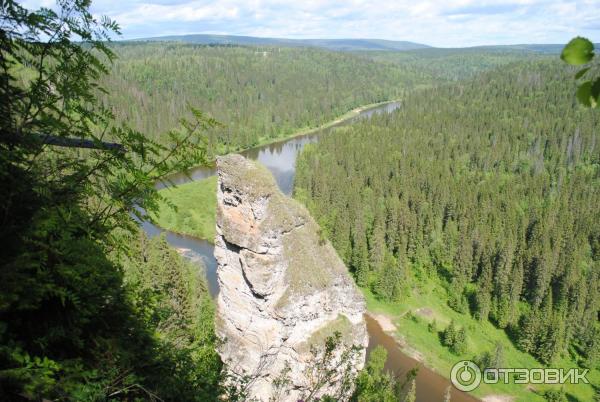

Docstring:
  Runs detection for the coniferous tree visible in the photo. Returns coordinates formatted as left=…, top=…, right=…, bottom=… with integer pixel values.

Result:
left=442, top=320, right=457, bottom=349
left=475, top=254, right=493, bottom=321
left=0, top=1, right=219, bottom=399
left=294, top=59, right=600, bottom=365
left=452, top=328, right=468, bottom=355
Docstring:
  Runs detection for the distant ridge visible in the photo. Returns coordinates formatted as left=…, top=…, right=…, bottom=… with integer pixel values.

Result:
left=473, top=44, right=580, bottom=54
left=130, top=34, right=599, bottom=54
left=133, top=34, right=431, bottom=51
left=417, top=43, right=600, bottom=55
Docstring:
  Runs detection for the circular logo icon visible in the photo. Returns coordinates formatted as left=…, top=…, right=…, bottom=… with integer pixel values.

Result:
left=450, top=360, right=482, bottom=392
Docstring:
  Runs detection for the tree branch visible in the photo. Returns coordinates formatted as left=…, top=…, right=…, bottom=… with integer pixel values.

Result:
left=36, top=134, right=126, bottom=153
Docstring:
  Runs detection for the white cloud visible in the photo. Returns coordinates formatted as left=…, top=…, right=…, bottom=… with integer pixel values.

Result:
left=113, top=2, right=240, bottom=25
left=18, top=0, right=600, bottom=46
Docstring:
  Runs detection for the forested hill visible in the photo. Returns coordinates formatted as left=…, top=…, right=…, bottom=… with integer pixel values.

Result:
left=100, top=43, right=428, bottom=153
left=357, top=48, right=554, bottom=81
left=295, top=60, right=599, bottom=370
left=135, top=34, right=430, bottom=51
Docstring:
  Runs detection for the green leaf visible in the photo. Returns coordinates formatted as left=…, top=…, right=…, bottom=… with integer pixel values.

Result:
left=575, top=67, right=590, bottom=80
left=561, top=37, right=595, bottom=65
left=591, top=78, right=600, bottom=108
left=576, top=81, right=593, bottom=107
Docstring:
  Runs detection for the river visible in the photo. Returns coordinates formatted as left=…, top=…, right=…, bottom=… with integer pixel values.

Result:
left=142, top=100, right=479, bottom=402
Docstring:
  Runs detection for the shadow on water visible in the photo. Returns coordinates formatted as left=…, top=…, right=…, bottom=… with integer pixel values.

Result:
left=142, top=101, right=481, bottom=401
left=141, top=220, right=219, bottom=297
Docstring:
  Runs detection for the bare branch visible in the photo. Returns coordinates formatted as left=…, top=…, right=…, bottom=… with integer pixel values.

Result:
left=35, top=133, right=126, bottom=153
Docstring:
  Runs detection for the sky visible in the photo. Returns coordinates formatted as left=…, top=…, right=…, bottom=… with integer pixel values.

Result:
left=22, top=0, right=600, bottom=47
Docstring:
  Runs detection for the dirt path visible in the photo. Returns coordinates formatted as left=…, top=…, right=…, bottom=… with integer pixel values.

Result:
left=481, top=395, right=515, bottom=402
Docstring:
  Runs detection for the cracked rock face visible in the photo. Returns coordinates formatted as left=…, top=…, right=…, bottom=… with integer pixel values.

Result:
left=215, top=154, right=368, bottom=401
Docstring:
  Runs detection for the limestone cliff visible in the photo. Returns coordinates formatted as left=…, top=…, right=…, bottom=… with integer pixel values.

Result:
left=214, top=154, right=368, bottom=401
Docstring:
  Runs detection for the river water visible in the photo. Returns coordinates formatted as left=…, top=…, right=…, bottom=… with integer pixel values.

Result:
left=142, top=101, right=479, bottom=402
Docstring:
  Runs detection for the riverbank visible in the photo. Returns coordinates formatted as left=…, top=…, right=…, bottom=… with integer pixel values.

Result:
left=363, top=282, right=599, bottom=402
left=213, top=99, right=401, bottom=156
left=145, top=97, right=595, bottom=402
left=365, top=314, right=480, bottom=402
left=155, top=99, right=401, bottom=241
left=163, top=99, right=401, bottom=179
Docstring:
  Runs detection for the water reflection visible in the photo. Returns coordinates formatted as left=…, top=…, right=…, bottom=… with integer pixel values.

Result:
left=158, top=101, right=401, bottom=194
left=141, top=220, right=219, bottom=297
left=150, top=102, right=403, bottom=293
left=138, top=101, right=481, bottom=401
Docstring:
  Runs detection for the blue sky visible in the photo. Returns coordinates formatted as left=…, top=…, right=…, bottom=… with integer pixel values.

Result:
left=22, top=0, right=600, bottom=47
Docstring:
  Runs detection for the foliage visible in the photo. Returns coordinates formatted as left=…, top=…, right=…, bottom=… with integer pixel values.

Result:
left=428, top=319, right=437, bottom=334
left=561, top=37, right=600, bottom=108
left=358, top=47, right=550, bottom=81
left=561, top=37, right=595, bottom=66
left=140, top=34, right=428, bottom=52
left=402, top=379, right=416, bottom=402
left=441, top=320, right=457, bottom=348
left=302, top=332, right=363, bottom=401
left=352, top=346, right=401, bottom=401
left=0, top=0, right=219, bottom=399
left=100, top=43, right=422, bottom=154
left=117, top=231, right=222, bottom=400
left=351, top=346, right=420, bottom=402
left=364, top=283, right=599, bottom=401
left=543, top=388, right=568, bottom=402
left=475, top=342, right=505, bottom=370
left=294, top=60, right=600, bottom=369
left=441, top=321, right=467, bottom=355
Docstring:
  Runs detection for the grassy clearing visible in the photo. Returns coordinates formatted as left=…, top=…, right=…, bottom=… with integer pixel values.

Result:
left=153, top=99, right=401, bottom=241
left=154, top=176, right=217, bottom=242
left=152, top=174, right=599, bottom=401
left=363, top=274, right=599, bottom=402
left=151, top=105, right=598, bottom=401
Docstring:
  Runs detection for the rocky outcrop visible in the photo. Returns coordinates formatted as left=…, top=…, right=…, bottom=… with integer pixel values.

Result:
left=214, top=154, right=368, bottom=401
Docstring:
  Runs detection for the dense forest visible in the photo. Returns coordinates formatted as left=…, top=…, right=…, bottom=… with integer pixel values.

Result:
left=111, top=231, right=222, bottom=401
left=358, top=48, right=551, bottom=81
left=100, top=43, right=427, bottom=153
left=0, top=1, right=424, bottom=400
left=0, top=1, right=227, bottom=399
left=295, top=60, right=600, bottom=368
left=3, top=0, right=599, bottom=400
